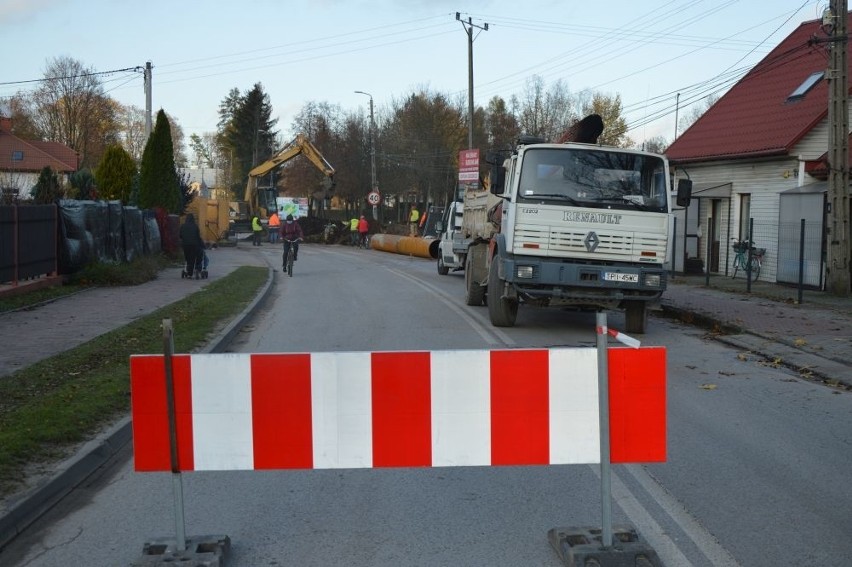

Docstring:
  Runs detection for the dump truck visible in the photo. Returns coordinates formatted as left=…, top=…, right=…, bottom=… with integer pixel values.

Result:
left=458, top=115, right=692, bottom=333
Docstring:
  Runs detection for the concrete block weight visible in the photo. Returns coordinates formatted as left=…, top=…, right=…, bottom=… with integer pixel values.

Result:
left=547, top=526, right=660, bottom=567
left=132, top=535, right=230, bottom=567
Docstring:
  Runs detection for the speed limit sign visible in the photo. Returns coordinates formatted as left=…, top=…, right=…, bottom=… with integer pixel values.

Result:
left=367, top=190, right=381, bottom=205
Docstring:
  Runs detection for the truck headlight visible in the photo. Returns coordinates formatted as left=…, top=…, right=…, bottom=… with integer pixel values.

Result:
left=516, top=265, right=534, bottom=279
left=644, top=274, right=661, bottom=287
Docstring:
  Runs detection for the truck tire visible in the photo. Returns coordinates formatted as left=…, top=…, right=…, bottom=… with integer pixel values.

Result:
left=464, top=254, right=485, bottom=306
left=488, top=259, right=517, bottom=327
left=624, top=300, right=647, bottom=334
left=437, top=256, right=449, bottom=275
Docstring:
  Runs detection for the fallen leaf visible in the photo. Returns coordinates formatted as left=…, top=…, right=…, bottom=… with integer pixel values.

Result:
left=700, top=383, right=717, bottom=390
left=793, top=338, right=807, bottom=347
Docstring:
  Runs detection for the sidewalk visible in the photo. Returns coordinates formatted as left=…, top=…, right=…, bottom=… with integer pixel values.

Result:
left=0, top=245, right=275, bottom=549
left=1, top=251, right=851, bottom=550
left=660, top=273, right=852, bottom=388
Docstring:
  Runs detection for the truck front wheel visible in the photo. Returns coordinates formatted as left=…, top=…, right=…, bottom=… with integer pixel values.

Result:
left=437, top=256, right=449, bottom=275
left=464, top=254, right=485, bottom=305
left=624, top=301, right=647, bottom=334
left=488, top=260, right=518, bottom=327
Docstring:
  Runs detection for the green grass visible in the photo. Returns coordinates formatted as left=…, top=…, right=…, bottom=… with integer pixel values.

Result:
left=0, top=265, right=267, bottom=496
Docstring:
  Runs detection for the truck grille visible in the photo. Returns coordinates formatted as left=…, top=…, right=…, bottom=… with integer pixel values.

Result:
left=513, top=225, right=667, bottom=260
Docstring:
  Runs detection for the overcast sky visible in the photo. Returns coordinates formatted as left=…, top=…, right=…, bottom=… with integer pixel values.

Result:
left=0, top=0, right=824, bottom=145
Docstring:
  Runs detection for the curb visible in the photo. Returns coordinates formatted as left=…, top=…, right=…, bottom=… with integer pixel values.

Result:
left=658, top=304, right=852, bottom=389
left=0, top=265, right=276, bottom=551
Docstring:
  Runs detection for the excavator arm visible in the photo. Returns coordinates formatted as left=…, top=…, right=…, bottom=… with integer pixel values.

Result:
left=244, top=133, right=336, bottom=216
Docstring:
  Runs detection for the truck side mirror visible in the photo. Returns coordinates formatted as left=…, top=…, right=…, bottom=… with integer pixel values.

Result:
left=490, top=163, right=505, bottom=196
left=436, top=221, right=443, bottom=232
left=675, top=179, right=693, bottom=207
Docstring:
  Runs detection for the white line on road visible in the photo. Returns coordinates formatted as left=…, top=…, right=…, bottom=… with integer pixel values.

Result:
left=622, top=464, right=741, bottom=567
left=385, top=266, right=517, bottom=347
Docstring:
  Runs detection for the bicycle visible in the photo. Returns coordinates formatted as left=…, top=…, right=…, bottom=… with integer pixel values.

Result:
left=731, top=239, right=765, bottom=281
left=283, top=237, right=302, bottom=277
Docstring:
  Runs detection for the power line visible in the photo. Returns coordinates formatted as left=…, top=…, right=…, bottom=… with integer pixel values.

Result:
left=0, top=66, right=143, bottom=87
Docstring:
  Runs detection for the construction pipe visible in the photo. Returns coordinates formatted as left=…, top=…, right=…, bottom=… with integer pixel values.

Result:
left=370, top=234, right=440, bottom=259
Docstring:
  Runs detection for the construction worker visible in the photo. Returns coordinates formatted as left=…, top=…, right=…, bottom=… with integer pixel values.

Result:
left=251, top=215, right=263, bottom=246
left=349, top=215, right=360, bottom=246
left=408, top=204, right=420, bottom=237
left=268, top=210, right=281, bottom=243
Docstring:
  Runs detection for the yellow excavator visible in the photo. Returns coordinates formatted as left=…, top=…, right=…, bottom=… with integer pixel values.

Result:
left=243, top=132, right=336, bottom=217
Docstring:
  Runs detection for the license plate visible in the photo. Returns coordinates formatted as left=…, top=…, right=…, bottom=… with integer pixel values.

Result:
left=603, top=272, right=639, bottom=283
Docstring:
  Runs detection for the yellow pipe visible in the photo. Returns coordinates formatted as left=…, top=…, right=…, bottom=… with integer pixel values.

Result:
left=369, top=234, right=439, bottom=259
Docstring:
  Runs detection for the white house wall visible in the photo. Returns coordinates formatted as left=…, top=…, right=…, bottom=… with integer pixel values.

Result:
left=791, top=117, right=829, bottom=160
left=673, top=157, right=803, bottom=282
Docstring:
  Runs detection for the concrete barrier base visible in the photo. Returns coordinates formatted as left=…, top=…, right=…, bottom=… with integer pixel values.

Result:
left=547, top=525, right=661, bottom=566
left=132, top=535, right=230, bottom=566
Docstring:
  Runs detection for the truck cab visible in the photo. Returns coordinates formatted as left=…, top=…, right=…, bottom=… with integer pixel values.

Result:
left=465, top=138, right=692, bottom=333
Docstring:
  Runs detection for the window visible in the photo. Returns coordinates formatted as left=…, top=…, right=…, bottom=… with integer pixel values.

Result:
left=739, top=194, right=752, bottom=240
left=787, top=71, right=824, bottom=102
left=11, top=150, right=23, bottom=161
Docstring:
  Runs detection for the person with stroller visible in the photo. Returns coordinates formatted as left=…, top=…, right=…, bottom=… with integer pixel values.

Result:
left=279, top=214, right=304, bottom=268
left=179, top=213, right=205, bottom=279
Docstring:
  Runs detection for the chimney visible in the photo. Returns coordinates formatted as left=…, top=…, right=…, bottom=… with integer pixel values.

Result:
left=0, top=116, right=11, bottom=133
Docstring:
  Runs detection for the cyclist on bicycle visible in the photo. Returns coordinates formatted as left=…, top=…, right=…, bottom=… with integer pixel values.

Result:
left=279, top=214, right=304, bottom=267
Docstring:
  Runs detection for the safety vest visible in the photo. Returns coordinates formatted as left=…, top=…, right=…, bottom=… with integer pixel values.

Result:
left=409, top=209, right=420, bottom=223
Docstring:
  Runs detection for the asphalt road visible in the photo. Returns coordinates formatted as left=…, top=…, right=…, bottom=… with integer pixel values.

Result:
left=2, top=244, right=850, bottom=566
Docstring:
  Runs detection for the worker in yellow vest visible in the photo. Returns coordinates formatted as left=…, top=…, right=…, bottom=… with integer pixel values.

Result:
left=349, top=216, right=360, bottom=246
left=408, top=204, right=420, bottom=237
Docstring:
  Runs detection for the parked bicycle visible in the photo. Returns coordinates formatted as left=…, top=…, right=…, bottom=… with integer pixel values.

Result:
left=283, top=237, right=302, bottom=277
left=731, top=239, right=765, bottom=280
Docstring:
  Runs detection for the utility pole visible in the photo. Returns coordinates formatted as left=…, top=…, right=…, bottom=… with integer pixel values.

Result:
left=144, top=61, right=153, bottom=138
left=457, top=13, right=488, bottom=150
left=355, top=90, right=379, bottom=220
left=826, top=0, right=850, bottom=296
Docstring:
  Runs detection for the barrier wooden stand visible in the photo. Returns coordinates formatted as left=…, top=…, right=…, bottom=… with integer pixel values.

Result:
left=131, top=315, right=666, bottom=565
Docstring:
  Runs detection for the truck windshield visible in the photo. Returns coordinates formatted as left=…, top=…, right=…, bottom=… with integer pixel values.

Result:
left=517, top=148, right=668, bottom=212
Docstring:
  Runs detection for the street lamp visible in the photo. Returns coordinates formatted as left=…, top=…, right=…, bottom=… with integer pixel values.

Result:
left=355, top=90, right=378, bottom=220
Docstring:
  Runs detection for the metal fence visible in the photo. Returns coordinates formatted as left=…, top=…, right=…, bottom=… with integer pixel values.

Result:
left=1, top=201, right=167, bottom=286
left=701, top=216, right=824, bottom=293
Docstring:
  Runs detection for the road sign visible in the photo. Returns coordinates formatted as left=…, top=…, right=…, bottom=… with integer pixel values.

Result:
left=367, top=190, right=381, bottom=205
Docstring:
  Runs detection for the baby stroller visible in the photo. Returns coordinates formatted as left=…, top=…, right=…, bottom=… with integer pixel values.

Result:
left=181, top=249, right=209, bottom=279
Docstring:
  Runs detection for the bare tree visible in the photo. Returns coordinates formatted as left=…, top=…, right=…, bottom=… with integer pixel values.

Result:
left=678, top=94, right=719, bottom=134
left=638, top=135, right=669, bottom=154
left=30, top=56, right=120, bottom=168
left=118, top=104, right=147, bottom=163
left=516, top=76, right=578, bottom=142
left=165, top=112, right=188, bottom=168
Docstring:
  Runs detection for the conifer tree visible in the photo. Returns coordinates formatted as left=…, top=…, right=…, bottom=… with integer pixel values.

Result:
left=138, top=109, right=181, bottom=213
left=95, top=145, right=136, bottom=202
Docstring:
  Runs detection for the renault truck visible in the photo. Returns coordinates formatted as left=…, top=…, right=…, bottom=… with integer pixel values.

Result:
left=458, top=117, right=692, bottom=333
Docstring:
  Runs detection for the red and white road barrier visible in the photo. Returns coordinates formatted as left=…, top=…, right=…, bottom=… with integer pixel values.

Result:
left=131, top=348, right=665, bottom=472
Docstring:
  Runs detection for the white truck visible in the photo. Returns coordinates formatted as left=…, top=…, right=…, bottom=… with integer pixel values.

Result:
left=436, top=200, right=466, bottom=275
left=458, top=131, right=692, bottom=333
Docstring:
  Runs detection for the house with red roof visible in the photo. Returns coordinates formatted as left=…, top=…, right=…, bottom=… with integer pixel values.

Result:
left=0, top=113, right=79, bottom=202
left=666, top=12, right=850, bottom=288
